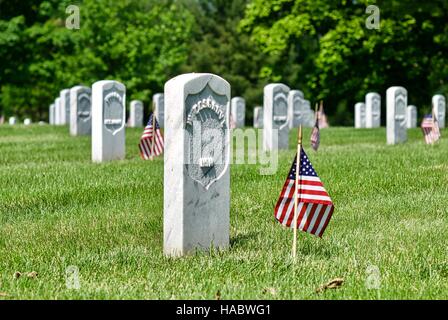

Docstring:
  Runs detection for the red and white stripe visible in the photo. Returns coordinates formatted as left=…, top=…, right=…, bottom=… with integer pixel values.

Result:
left=274, top=175, right=334, bottom=237
left=139, top=126, right=164, bottom=160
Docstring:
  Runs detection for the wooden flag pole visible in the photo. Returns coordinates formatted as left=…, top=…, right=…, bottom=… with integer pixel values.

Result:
left=315, top=103, right=319, bottom=122
left=292, top=125, right=303, bottom=259
left=150, top=101, right=156, bottom=160
left=431, top=103, right=436, bottom=146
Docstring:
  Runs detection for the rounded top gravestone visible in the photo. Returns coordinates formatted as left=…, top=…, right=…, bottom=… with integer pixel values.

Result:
left=386, top=86, right=407, bottom=145
left=288, top=90, right=305, bottom=129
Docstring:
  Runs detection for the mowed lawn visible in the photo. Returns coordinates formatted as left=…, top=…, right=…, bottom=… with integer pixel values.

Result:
left=0, top=124, right=447, bottom=300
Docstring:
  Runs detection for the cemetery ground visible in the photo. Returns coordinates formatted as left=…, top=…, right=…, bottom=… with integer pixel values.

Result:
left=0, top=125, right=447, bottom=300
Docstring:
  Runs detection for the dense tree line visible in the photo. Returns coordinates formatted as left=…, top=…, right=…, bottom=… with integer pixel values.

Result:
left=1, top=0, right=447, bottom=124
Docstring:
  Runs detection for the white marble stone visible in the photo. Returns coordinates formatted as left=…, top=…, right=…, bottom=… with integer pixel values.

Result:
left=24, top=118, right=31, bottom=126
left=129, top=100, right=144, bottom=128
left=153, top=93, right=165, bottom=128
left=164, top=73, right=230, bottom=257
left=288, top=90, right=305, bottom=128
left=355, top=102, right=366, bottom=128
left=263, top=83, right=290, bottom=151
left=231, top=97, right=245, bottom=128
left=60, top=89, right=70, bottom=125
left=432, top=94, right=446, bottom=128
left=302, top=100, right=315, bottom=127
left=70, top=86, right=92, bottom=136
left=386, top=86, right=407, bottom=144
left=49, top=104, right=55, bottom=125
left=91, top=80, right=126, bottom=162
left=55, top=97, right=62, bottom=125
left=253, top=106, right=263, bottom=128
left=9, top=117, right=16, bottom=125
left=365, top=92, right=381, bottom=128
left=406, top=105, right=417, bottom=129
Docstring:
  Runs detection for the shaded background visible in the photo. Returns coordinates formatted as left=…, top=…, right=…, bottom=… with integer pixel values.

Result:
left=0, top=0, right=447, bottom=125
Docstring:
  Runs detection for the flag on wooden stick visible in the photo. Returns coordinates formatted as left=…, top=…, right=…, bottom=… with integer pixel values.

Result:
left=421, top=112, right=441, bottom=145
left=139, top=113, right=164, bottom=160
left=274, top=145, right=334, bottom=238
left=318, top=101, right=329, bottom=128
left=311, top=104, right=320, bottom=151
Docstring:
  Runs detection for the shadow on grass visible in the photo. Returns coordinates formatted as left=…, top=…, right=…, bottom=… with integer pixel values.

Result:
left=230, top=232, right=257, bottom=249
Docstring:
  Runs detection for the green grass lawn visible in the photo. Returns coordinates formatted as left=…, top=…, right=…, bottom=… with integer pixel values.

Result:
left=0, top=124, right=447, bottom=300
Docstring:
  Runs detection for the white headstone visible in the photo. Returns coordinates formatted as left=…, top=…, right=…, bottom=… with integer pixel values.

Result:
left=432, top=94, right=446, bottom=128
left=70, top=86, right=92, bottom=136
left=55, top=97, right=62, bottom=125
left=91, top=80, right=126, bottom=162
left=49, top=104, right=55, bottom=125
left=406, top=105, right=417, bottom=129
left=164, top=73, right=230, bottom=257
left=288, top=90, right=305, bottom=128
left=60, top=89, right=70, bottom=125
left=24, top=118, right=31, bottom=126
left=129, top=100, right=144, bottom=128
left=253, top=106, right=263, bottom=128
left=231, top=97, right=245, bottom=128
left=9, top=117, right=16, bottom=125
left=263, top=83, right=290, bottom=151
left=302, top=100, right=315, bottom=127
left=355, top=102, right=366, bottom=128
left=366, top=92, right=381, bottom=128
left=153, top=93, right=165, bottom=128
left=387, top=86, right=407, bottom=144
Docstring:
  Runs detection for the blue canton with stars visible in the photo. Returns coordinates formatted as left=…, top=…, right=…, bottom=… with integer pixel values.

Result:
left=288, top=148, right=318, bottom=180
left=147, top=113, right=160, bottom=129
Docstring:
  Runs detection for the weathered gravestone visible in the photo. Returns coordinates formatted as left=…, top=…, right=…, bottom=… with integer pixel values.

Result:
left=366, top=92, right=381, bottom=128
left=432, top=95, right=446, bottom=128
left=70, top=86, right=92, bottom=136
left=60, top=89, right=70, bottom=125
left=9, top=117, right=16, bottom=125
left=387, top=86, right=407, bottom=144
left=55, top=97, right=62, bottom=125
left=153, top=93, right=165, bottom=128
left=253, top=106, right=263, bottom=128
left=231, top=97, right=245, bottom=128
left=288, top=90, right=305, bottom=128
left=24, top=118, right=31, bottom=126
left=406, top=105, right=417, bottom=129
left=355, top=102, right=366, bottom=128
left=164, top=73, right=230, bottom=256
left=128, top=100, right=144, bottom=128
left=263, top=83, right=290, bottom=151
left=92, top=80, right=126, bottom=162
left=49, top=104, right=55, bottom=125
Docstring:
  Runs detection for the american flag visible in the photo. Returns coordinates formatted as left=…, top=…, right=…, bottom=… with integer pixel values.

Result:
left=139, top=113, right=164, bottom=160
left=274, top=148, right=334, bottom=237
left=318, top=104, right=329, bottom=128
left=311, top=116, right=320, bottom=151
left=421, top=114, right=441, bottom=144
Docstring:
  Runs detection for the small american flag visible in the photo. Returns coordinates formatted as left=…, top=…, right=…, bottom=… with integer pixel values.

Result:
left=139, top=113, right=164, bottom=160
left=421, top=114, right=441, bottom=144
left=310, top=116, right=320, bottom=151
left=274, top=148, right=334, bottom=237
left=318, top=104, right=329, bottom=128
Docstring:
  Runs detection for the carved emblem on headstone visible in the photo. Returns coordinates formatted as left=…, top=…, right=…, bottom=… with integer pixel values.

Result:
left=395, top=91, right=407, bottom=128
left=372, top=96, right=380, bottom=121
left=273, top=91, right=288, bottom=128
left=78, top=93, right=91, bottom=122
left=103, top=88, right=124, bottom=135
left=185, top=86, right=228, bottom=190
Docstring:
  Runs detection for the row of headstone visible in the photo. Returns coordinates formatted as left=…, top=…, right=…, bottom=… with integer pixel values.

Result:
left=355, top=91, right=446, bottom=136
left=387, top=88, right=446, bottom=144
left=231, top=97, right=245, bottom=128
left=355, top=93, right=381, bottom=128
